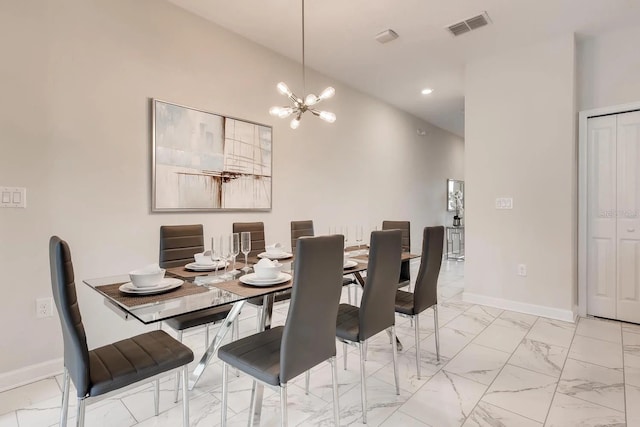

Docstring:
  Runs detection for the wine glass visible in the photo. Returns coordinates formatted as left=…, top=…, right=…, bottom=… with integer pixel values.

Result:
left=219, top=235, right=231, bottom=280
left=356, top=225, right=363, bottom=254
left=343, top=225, right=350, bottom=250
left=209, top=236, right=223, bottom=283
left=241, top=231, right=251, bottom=271
left=230, top=233, right=240, bottom=274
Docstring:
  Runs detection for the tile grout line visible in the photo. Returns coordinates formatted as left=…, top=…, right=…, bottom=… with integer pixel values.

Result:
left=540, top=315, right=580, bottom=426
left=459, top=313, right=538, bottom=424
left=622, top=319, right=628, bottom=425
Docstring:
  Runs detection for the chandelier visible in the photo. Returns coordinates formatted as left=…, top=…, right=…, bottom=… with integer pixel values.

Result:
left=269, top=0, right=336, bottom=129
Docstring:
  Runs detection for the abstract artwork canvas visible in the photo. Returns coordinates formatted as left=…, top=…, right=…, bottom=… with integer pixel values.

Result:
left=152, top=99, right=272, bottom=211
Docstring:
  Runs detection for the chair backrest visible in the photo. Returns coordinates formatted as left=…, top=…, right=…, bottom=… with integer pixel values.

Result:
left=290, top=220, right=314, bottom=254
left=360, top=230, right=402, bottom=340
left=413, top=226, right=445, bottom=314
left=382, top=220, right=411, bottom=283
left=232, top=222, right=265, bottom=259
left=280, top=235, right=344, bottom=383
left=159, top=224, right=204, bottom=268
left=382, top=221, right=410, bottom=252
left=49, top=236, right=90, bottom=398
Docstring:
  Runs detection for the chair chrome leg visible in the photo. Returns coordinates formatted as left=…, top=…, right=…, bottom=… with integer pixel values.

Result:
left=153, top=378, right=160, bottom=415
left=343, top=342, right=348, bottom=370
left=280, top=383, right=288, bottom=427
left=174, top=330, right=183, bottom=403
left=330, top=357, right=340, bottom=426
left=414, top=315, right=421, bottom=379
left=359, top=341, right=368, bottom=424
left=347, top=284, right=352, bottom=305
left=76, top=397, right=86, bottom=427
left=364, top=340, right=368, bottom=361
left=305, top=370, right=310, bottom=395
left=60, top=367, right=70, bottom=427
left=205, top=323, right=211, bottom=348
left=182, top=365, right=189, bottom=427
left=433, top=305, right=440, bottom=362
left=233, top=318, right=240, bottom=377
left=221, top=362, right=228, bottom=427
left=391, top=326, right=400, bottom=395
left=410, top=317, right=414, bottom=328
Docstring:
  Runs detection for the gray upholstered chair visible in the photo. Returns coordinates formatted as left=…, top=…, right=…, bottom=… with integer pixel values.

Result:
left=382, top=220, right=411, bottom=288
left=291, top=220, right=357, bottom=293
left=290, top=220, right=314, bottom=254
left=159, top=224, right=238, bottom=402
left=395, top=226, right=445, bottom=379
left=335, top=230, right=402, bottom=424
left=218, top=235, right=345, bottom=427
left=50, top=236, right=194, bottom=427
left=232, top=221, right=266, bottom=259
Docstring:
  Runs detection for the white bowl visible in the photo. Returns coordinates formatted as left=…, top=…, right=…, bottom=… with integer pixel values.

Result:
left=253, top=261, right=283, bottom=280
left=129, top=268, right=166, bottom=288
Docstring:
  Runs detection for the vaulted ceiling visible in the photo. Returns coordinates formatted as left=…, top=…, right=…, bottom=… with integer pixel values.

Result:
left=167, top=0, right=640, bottom=137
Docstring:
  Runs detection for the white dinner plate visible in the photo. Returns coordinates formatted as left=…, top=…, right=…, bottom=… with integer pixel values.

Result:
left=257, top=252, right=293, bottom=260
left=185, top=261, right=228, bottom=271
left=343, top=260, right=358, bottom=269
left=119, top=278, right=183, bottom=295
left=239, top=272, right=292, bottom=287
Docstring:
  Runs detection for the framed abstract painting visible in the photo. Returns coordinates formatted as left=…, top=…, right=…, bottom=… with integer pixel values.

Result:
left=152, top=99, right=272, bottom=211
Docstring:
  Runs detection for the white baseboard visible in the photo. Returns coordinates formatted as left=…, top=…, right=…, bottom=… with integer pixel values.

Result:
left=462, top=292, right=577, bottom=323
left=0, top=358, right=63, bottom=393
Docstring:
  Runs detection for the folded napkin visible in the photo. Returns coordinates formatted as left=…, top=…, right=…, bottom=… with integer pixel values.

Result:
left=266, top=243, right=282, bottom=251
left=132, top=263, right=162, bottom=274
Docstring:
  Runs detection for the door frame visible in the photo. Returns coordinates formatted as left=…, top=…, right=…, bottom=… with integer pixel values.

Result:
left=578, top=101, right=640, bottom=318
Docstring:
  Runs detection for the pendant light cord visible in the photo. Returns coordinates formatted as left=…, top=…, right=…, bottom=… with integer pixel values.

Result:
left=301, top=0, right=306, bottom=94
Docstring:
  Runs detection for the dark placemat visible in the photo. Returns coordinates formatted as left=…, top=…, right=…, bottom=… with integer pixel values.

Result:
left=166, top=266, right=218, bottom=279
left=96, top=281, right=208, bottom=308
left=212, top=278, right=292, bottom=298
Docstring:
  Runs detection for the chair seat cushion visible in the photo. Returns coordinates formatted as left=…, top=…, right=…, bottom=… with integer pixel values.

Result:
left=164, top=305, right=232, bottom=331
left=342, top=277, right=356, bottom=286
left=395, top=290, right=415, bottom=315
left=88, top=330, right=194, bottom=397
left=336, top=304, right=360, bottom=342
left=218, top=327, right=283, bottom=386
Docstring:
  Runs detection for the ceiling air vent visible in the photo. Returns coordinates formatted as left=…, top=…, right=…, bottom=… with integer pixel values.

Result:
left=446, top=11, right=491, bottom=37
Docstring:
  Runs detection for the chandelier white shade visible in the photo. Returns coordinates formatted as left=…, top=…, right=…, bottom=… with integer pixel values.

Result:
left=269, top=0, right=336, bottom=129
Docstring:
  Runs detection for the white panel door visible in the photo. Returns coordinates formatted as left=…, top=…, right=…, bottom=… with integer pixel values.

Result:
left=617, top=110, right=640, bottom=323
left=587, top=115, right=617, bottom=319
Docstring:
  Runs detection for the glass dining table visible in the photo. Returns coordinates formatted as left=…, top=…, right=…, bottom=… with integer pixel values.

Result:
left=83, top=255, right=369, bottom=426
left=83, top=249, right=418, bottom=426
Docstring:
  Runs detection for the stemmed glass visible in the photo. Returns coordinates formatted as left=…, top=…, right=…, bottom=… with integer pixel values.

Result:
left=209, top=236, right=223, bottom=284
left=343, top=225, right=350, bottom=250
left=356, top=225, right=363, bottom=254
left=241, top=231, right=251, bottom=271
left=219, top=235, right=231, bottom=280
left=229, top=233, right=240, bottom=275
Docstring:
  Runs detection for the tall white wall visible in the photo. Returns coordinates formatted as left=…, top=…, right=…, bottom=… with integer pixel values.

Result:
left=0, top=0, right=463, bottom=386
left=578, top=26, right=640, bottom=111
left=464, top=34, right=576, bottom=319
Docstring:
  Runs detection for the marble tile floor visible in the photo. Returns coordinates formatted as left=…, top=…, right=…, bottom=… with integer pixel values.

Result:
left=1, top=260, right=637, bottom=426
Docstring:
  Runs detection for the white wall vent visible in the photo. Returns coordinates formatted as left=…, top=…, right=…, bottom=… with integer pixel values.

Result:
left=446, top=12, right=491, bottom=37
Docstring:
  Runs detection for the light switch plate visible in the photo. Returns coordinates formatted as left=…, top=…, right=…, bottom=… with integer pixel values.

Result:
left=0, top=187, right=26, bottom=208
left=495, top=197, right=513, bottom=210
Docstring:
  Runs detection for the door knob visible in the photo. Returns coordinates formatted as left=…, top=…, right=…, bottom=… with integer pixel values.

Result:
left=628, top=228, right=636, bottom=233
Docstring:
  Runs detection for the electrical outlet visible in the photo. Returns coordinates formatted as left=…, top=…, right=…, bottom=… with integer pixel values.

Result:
left=517, top=264, right=527, bottom=277
left=36, top=297, right=53, bottom=318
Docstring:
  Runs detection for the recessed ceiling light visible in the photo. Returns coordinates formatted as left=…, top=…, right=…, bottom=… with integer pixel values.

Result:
left=421, top=88, right=433, bottom=95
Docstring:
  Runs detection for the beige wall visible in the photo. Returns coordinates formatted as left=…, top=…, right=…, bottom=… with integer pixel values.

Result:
left=578, top=26, right=640, bottom=111
left=464, top=34, right=576, bottom=319
left=0, top=0, right=463, bottom=384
